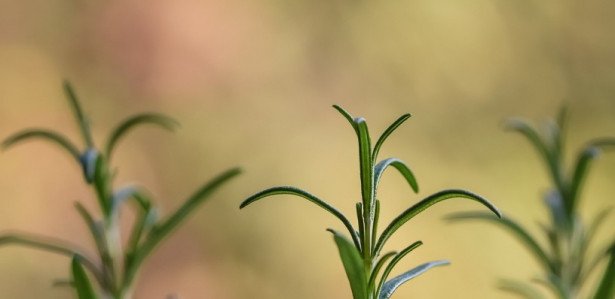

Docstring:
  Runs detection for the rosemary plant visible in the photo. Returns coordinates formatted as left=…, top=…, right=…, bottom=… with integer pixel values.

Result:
left=449, top=107, right=615, bottom=299
left=240, top=105, right=501, bottom=299
left=0, top=82, right=240, bottom=299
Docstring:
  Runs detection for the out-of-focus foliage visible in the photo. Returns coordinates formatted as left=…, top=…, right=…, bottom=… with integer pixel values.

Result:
left=450, top=109, right=615, bottom=298
left=1, top=0, right=615, bottom=298
left=1, top=82, right=239, bottom=298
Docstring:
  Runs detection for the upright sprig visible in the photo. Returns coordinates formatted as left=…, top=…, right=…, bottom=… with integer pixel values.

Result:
left=449, top=106, right=615, bottom=299
left=240, top=105, right=501, bottom=299
left=0, top=81, right=241, bottom=299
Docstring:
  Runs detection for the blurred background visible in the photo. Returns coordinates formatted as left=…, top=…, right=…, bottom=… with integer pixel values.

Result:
left=1, top=0, right=615, bottom=298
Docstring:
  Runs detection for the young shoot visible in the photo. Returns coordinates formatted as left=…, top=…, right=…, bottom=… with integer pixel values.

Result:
left=240, top=105, right=501, bottom=299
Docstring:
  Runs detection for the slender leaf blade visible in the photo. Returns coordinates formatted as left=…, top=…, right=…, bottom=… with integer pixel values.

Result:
left=569, top=138, right=615, bottom=212
left=505, top=118, right=551, bottom=166
left=2, top=129, right=81, bottom=161
left=593, top=245, right=615, bottom=299
left=368, top=251, right=397, bottom=293
left=328, top=229, right=367, bottom=299
left=71, top=256, right=99, bottom=299
left=355, top=118, right=373, bottom=208
left=374, top=190, right=501, bottom=256
left=105, top=113, right=179, bottom=159
left=332, top=105, right=356, bottom=129
left=63, top=81, right=94, bottom=147
left=241, top=186, right=360, bottom=249
left=124, top=167, right=240, bottom=287
left=372, top=113, right=411, bottom=163
left=498, top=279, right=546, bottom=299
left=376, top=241, right=423, bottom=296
left=0, top=233, right=103, bottom=284
left=447, top=212, right=555, bottom=272
left=378, top=260, right=449, bottom=299
left=374, top=158, right=419, bottom=194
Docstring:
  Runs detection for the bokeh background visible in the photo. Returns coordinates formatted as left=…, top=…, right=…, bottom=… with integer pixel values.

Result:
left=1, top=1, right=615, bottom=298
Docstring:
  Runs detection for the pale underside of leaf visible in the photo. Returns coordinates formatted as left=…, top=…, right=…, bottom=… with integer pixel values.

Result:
left=378, top=260, right=449, bottom=299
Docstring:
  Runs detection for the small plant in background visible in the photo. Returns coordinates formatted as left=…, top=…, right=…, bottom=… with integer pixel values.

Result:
left=240, top=105, right=501, bottom=299
left=0, top=82, right=241, bottom=299
left=449, top=107, right=615, bottom=299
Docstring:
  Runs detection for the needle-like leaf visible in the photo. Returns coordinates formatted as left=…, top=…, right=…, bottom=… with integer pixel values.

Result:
left=74, top=203, right=113, bottom=289
left=355, top=118, right=373, bottom=209
left=2, top=129, right=81, bottom=161
left=0, top=233, right=102, bottom=284
left=593, top=244, right=615, bottom=299
left=447, top=212, right=555, bottom=273
left=569, top=138, right=615, bottom=212
left=368, top=251, right=397, bottom=293
left=125, top=167, right=240, bottom=287
left=498, top=279, right=546, bottom=299
left=374, top=158, right=419, bottom=194
left=376, top=241, right=423, bottom=296
left=332, top=105, right=356, bottom=130
left=105, top=113, right=179, bottom=160
left=505, top=118, right=551, bottom=165
left=328, top=229, right=367, bottom=299
left=374, top=190, right=501, bottom=256
left=378, top=260, right=449, bottom=299
left=64, top=81, right=94, bottom=148
left=372, top=113, right=411, bottom=163
left=241, top=186, right=361, bottom=249
left=71, top=256, right=99, bottom=299
left=506, top=118, right=561, bottom=191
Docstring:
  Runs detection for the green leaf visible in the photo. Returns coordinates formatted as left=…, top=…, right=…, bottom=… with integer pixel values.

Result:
left=328, top=229, right=367, bottom=299
left=569, top=138, right=615, bottom=213
left=593, top=245, right=615, bottom=299
left=372, top=113, right=411, bottom=163
left=105, top=113, right=179, bottom=160
left=124, top=191, right=157, bottom=253
left=578, top=209, right=611, bottom=285
left=74, top=203, right=112, bottom=290
left=332, top=105, right=356, bottom=129
left=355, top=118, right=373, bottom=207
left=505, top=118, right=562, bottom=192
left=505, top=118, right=551, bottom=165
left=368, top=251, right=397, bottom=294
left=374, top=190, right=501, bottom=256
left=498, top=279, right=546, bottom=299
left=71, top=256, right=99, bottom=299
left=447, top=212, right=555, bottom=273
left=92, top=155, right=112, bottom=216
left=376, top=241, right=422, bottom=297
left=124, top=167, right=240, bottom=287
left=2, top=129, right=81, bottom=161
left=355, top=117, right=374, bottom=258
left=0, top=233, right=103, bottom=284
left=543, top=190, right=570, bottom=232
left=378, top=260, right=449, bottom=299
left=374, top=158, right=419, bottom=194
left=543, top=274, right=571, bottom=299
left=63, top=81, right=94, bottom=148
left=241, top=186, right=361, bottom=250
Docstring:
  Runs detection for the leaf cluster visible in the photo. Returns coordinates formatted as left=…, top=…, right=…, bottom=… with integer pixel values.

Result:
left=0, top=82, right=240, bottom=299
left=449, top=107, right=615, bottom=299
left=241, top=105, right=501, bottom=299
